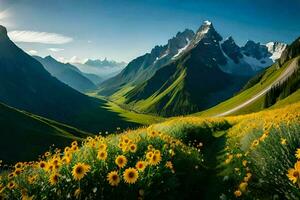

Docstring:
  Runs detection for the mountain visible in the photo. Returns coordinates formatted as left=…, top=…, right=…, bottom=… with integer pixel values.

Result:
left=240, top=40, right=287, bottom=70
left=33, top=55, right=97, bottom=92
left=84, top=58, right=127, bottom=68
left=0, top=25, right=136, bottom=132
left=197, top=36, right=300, bottom=117
left=73, top=58, right=127, bottom=82
left=0, top=101, right=92, bottom=162
left=98, top=29, right=195, bottom=95
left=122, top=21, right=250, bottom=116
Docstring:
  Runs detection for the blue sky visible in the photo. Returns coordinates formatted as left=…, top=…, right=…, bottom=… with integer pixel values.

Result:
left=0, top=0, right=300, bottom=63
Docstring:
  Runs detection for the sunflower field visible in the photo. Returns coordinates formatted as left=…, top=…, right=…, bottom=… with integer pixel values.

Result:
left=0, top=102, right=300, bottom=199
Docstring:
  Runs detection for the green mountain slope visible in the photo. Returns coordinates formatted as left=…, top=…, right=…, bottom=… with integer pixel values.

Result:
left=196, top=37, right=300, bottom=117
left=34, top=56, right=97, bottom=92
left=121, top=22, right=249, bottom=116
left=0, top=102, right=92, bottom=162
left=0, top=25, right=136, bottom=133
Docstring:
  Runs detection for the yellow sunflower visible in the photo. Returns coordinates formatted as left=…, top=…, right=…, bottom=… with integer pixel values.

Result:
left=149, top=152, right=161, bottom=166
left=14, top=162, right=23, bottom=169
left=135, top=161, right=147, bottom=171
left=72, top=141, right=78, bottom=147
left=123, top=168, right=139, bottom=184
left=239, top=182, right=248, bottom=192
left=72, top=163, right=91, bottom=181
left=38, top=161, right=47, bottom=170
left=49, top=173, right=60, bottom=185
left=74, top=188, right=81, bottom=199
left=7, top=181, right=15, bottom=190
left=107, top=171, right=120, bottom=186
left=98, top=143, right=107, bottom=151
left=129, top=144, right=137, bottom=153
left=115, top=155, right=127, bottom=168
left=97, top=151, right=108, bottom=160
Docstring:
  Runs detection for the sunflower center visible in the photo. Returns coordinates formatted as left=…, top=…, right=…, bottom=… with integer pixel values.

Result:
left=76, top=167, right=83, bottom=174
left=112, top=175, right=118, bottom=181
left=128, top=172, right=135, bottom=178
left=293, top=171, right=299, bottom=177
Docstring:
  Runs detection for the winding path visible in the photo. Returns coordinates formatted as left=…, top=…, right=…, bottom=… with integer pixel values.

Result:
left=215, top=58, right=299, bottom=117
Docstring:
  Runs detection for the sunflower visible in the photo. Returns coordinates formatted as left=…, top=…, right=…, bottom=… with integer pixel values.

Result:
left=115, top=155, right=127, bottom=168
left=149, top=152, right=161, bottom=166
left=136, top=161, right=147, bottom=171
left=44, top=151, right=51, bottom=157
left=98, top=143, right=107, bottom=151
left=14, top=162, right=23, bottom=169
left=7, top=181, right=15, bottom=190
left=62, top=156, right=71, bottom=164
left=107, top=171, right=120, bottom=186
left=146, top=152, right=154, bottom=160
left=123, top=168, right=139, bottom=184
left=72, top=141, right=78, bottom=147
left=14, top=168, right=22, bottom=176
left=49, top=173, right=60, bottom=185
left=97, top=151, right=107, bottom=160
left=38, top=161, right=47, bottom=169
left=72, top=163, right=91, bottom=181
left=129, top=144, right=137, bottom=153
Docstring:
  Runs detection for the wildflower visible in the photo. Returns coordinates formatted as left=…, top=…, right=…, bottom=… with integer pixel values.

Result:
left=74, top=188, right=81, bottom=199
left=49, top=173, right=60, bottom=185
left=14, top=162, right=23, bottom=169
left=148, top=152, right=161, bottom=166
left=62, top=156, right=71, bottom=164
left=44, top=151, right=51, bottom=157
left=239, top=182, right=248, bottom=192
left=71, top=141, right=78, bottom=147
left=107, top=171, right=120, bottom=186
left=123, top=168, right=139, bottom=184
left=165, top=161, right=173, bottom=169
left=115, top=155, right=127, bottom=168
left=234, top=190, right=242, bottom=197
left=39, top=161, right=47, bottom=169
left=98, top=143, right=107, bottom=151
left=7, top=181, right=15, bottom=190
left=97, top=151, right=107, bottom=161
left=129, top=144, right=137, bottom=153
left=287, top=161, right=300, bottom=185
left=242, top=160, right=248, bottom=167
left=281, top=138, right=287, bottom=145
left=296, top=148, right=300, bottom=159
left=136, top=161, right=147, bottom=171
left=72, top=163, right=91, bottom=181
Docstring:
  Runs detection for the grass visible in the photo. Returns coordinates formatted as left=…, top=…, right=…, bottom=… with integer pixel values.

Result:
left=87, top=92, right=164, bottom=125
left=195, top=60, right=293, bottom=117
left=1, top=100, right=300, bottom=199
left=0, top=103, right=92, bottom=163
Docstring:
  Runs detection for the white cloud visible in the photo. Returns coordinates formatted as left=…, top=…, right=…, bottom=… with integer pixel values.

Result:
left=48, top=48, right=64, bottom=52
left=27, top=50, right=38, bottom=55
left=8, top=31, right=73, bottom=44
left=69, top=56, right=87, bottom=64
left=0, top=9, right=13, bottom=27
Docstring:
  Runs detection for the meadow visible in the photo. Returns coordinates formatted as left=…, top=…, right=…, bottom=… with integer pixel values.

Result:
left=0, top=102, right=300, bottom=199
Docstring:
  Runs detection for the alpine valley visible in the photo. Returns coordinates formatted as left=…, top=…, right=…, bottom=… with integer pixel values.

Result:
left=1, top=4, right=300, bottom=199
left=99, top=21, right=287, bottom=116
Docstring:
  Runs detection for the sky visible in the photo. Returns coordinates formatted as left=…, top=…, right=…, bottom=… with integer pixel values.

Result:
left=0, top=0, right=300, bottom=63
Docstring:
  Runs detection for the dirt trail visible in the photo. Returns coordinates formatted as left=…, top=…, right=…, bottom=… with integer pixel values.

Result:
left=215, top=58, right=299, bottom=117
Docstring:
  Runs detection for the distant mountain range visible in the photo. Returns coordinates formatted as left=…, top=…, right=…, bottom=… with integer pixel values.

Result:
left=0, top=25, right=135, bottom=133
left=33, top=55, right=98, bottom=92
left=99, top=21, right=287, bottom=116
left=74, top=58, right=127, bottom=82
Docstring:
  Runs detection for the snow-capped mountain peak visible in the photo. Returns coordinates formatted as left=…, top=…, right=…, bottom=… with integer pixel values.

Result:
left=265, top=42, right=287, bottom=61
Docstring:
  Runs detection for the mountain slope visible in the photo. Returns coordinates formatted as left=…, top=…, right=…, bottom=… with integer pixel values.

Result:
left=196, top=36, right=300, bottom=117
left=98, top=29, right=195, bottom=96
left=121, top=21, right=249, bottom=116
left=0, top=102, right=92, bottom=162
left=34, top=55, right=97, bottom=92
left=0, top=25, right=136, bottom=132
